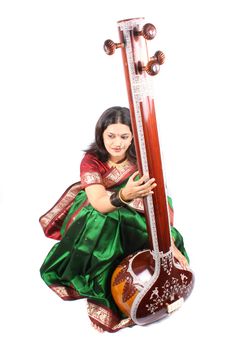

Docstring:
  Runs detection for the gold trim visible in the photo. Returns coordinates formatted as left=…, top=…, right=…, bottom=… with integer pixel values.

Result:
left=87, top=300, right=134, bottom=331
left=50, top=285, right=82, bottom=300
left=87, top=301, right=113, bottom=327
left=128, top=197, right=144, bottom=212
left=40, top=183, right=82, bottom=229
left=103, top=163, right=136, bottom=188
left=81, top=172, right=103, bottom=186
left=112, top=317, right=134, bottom=330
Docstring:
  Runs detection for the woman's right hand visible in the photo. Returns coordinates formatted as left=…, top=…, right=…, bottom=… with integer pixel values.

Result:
left=121, top=171, right=157, bottom=201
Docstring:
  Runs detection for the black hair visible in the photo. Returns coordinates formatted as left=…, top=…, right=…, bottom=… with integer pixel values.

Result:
left=84, top=106, right=136, bottom=163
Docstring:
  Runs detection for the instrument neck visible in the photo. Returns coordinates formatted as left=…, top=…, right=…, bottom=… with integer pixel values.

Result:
left=118, top=21, right=171, bottom=253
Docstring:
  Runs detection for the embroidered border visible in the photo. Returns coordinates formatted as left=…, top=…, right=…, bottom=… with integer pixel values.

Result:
left=50, top=284, right=83, bottom=301
left=81, top=172, right=103, bottom=186
left=87, top=300, right=134, bottom=332
left=40, top=182, right=83, bottom=239
left=103, top=163, right=137, bottom=188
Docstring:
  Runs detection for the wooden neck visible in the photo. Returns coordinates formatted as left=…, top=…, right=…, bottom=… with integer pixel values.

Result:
left=118, top=18, right=171, bottom=254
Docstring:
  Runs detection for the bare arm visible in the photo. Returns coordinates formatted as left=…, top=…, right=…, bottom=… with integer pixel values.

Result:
left=85, top=184, right=117, bottom=214
left=85, top=170, right=156, bottom=214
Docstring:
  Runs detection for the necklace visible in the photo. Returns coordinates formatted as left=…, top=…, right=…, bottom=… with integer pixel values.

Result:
left=107, top=158, right=129, bottom=169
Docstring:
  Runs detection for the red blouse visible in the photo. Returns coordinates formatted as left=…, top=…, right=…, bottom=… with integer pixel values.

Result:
left=80, top=153, right=110, bottom=188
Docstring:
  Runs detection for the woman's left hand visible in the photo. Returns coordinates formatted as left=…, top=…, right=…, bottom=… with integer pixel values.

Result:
left=172, top=239, right=189, bottom=270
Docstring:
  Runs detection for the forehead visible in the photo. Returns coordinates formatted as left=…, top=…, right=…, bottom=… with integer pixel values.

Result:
left=104, top=123, right=131, bottom=134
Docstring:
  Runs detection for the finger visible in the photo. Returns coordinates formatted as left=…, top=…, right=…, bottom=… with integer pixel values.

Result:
left=135, top=176, right=154, bottom=188
left=146, top=179, right=156, bottom=187
left=151, top=183, right=157, bottom=189
left=180, top=258, right=188, bottom=270
left=141, top=192, right=153, bottom=197
left=129, top=171, right=140, bottom=181
left=138, top=188, right=155, bottom=197
left=137, top=180, right=156, bottom=192
left=145, top=178, right=156, bottom=185
left=132, top=172, right=150, bottom=184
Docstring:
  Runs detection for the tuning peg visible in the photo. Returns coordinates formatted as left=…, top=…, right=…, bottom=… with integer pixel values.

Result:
left=144, top=60, right=160, bottom=76
left=151, top=50, right=165, bottom=65
left=134, top=23, right=157, bottom=40
left=103, top=39, right=124, bottom=55
left=138, top=51, right=165, bottom=76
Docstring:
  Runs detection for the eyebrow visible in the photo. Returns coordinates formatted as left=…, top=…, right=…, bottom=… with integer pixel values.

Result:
left=107, top=132, right=130, bottom=136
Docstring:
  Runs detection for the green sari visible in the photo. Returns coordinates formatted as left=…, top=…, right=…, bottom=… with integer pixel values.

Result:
left=40, top=154, right=188, bottom=332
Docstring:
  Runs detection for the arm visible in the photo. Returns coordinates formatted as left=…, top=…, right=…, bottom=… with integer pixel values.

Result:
left=85, top=184, right=117, bottom=214
left=85, top=171, right=156, bottom=214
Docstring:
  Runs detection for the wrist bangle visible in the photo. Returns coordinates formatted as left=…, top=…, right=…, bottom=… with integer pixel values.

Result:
left=110, top=189, right=131, bottom=208
left=110, top=191, right=124, bottom=207
left=118, top=189, right=132, bottom=205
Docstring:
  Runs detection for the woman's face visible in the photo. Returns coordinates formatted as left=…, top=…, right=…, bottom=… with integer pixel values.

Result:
left=103, top=123, right=133, bottom=162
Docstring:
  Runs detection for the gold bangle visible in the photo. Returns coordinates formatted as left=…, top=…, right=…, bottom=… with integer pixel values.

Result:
left=119, top=189, right=132, bottom=205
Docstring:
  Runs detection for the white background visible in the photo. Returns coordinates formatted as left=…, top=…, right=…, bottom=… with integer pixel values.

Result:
left=0, top=0, right=232, bottom=349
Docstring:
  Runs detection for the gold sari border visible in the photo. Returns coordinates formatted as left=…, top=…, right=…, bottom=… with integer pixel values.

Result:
left=39, top=182, right=83, bottom=239
left=87, top=300, right=135, bottom=333
left=103, top=162, right=137, bottom=188
left=50, top=284, right=84, bottom=301
left=39, top=182, right=82, bottom=229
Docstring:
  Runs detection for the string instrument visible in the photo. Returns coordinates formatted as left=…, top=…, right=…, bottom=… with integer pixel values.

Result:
left=104, top=17, right=194, bottom=325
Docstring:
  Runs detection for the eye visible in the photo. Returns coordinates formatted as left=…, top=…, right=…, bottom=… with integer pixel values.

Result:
left=121, top=135, right=129, bottom=140
left=107, top=134, right=115, bottom=139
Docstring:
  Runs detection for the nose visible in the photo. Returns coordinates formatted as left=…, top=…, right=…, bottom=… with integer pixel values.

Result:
left=113, top=137, right=122, bottom=147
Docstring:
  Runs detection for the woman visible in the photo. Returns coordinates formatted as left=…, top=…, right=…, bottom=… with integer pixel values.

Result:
left=40, top=106, right=189, bottom=332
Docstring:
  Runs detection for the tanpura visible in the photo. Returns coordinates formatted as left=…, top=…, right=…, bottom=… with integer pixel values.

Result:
left=104, top=17, right=194, bottom=325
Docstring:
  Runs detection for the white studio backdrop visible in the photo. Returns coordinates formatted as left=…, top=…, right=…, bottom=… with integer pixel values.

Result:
left=0, top=0, right=232, bottom=349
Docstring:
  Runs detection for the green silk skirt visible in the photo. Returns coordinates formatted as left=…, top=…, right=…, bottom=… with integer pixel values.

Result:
left=40, top=187, right=189, bottom=317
